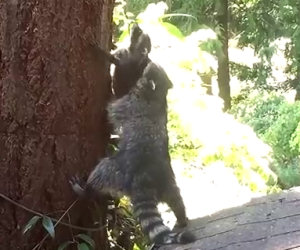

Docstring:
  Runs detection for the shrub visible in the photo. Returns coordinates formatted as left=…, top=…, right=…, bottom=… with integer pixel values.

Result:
left=168, top=89, right=277, bottom=193
left=263, top=101, right=300, bottom=163
left=231, top=92, right=300, bottom=188
left=231, top=92, right=285, bottom=136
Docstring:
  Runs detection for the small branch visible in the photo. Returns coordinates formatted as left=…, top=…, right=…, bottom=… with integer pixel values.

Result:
left=32, top=199, right=77, bottom=250
left=0, top=192, right=107, bottom=231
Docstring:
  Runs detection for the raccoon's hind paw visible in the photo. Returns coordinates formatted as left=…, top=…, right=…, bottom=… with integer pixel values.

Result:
left=173, top=217, right=189, bottom=229
left=177, top=230, right=196, bottom=244
left=156, top=230, right=196, bottom=245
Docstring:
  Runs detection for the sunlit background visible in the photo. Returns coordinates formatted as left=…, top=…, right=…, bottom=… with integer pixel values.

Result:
left=113, top=0, right=300, bottom=234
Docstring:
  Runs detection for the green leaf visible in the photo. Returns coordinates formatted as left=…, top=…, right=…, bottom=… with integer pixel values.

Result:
left=118, top=29, right=130, bottom=42
left=133, top=243, right=142, bottom=250
left=76, top=234, right=95, bottom=249
left=160, top=22, right=184, bottom=39
left=23, top=215, right=41, bottom=234
left=77, top=243, right=90, bottom=250
left=42, top=216, right=55, bottom=238
left=163, top=13, right=197, bottom=21
left=58, top=241, right=73, bottom=250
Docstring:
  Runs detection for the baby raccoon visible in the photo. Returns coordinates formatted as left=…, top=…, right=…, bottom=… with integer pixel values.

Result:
left=111, top=24, right=151, bottom=98
left=92, top=24, right=151, bottom=98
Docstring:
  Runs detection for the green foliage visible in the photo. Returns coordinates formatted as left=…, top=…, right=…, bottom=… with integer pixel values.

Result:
left=58, top=241, right=73, bottom=250
left=76, top=234, right=95, bottom=249
left=113, top=0, right=135, bottom=40
left=168, top=86, right=277, bottom=193
left=114, top=1, right=191, bottom=43
left=42, top=216, right=55, bottom=238
left=263, top=101, right=300, bottom=162
left=231, top=0, right=300, bottom=92
left=168, top=110, right=201, bottom=162
left=58, top=234, right=96, bottom=250
left=231, top=92, right=285, bottom=135
left=167, top=0, right=213, bottom=34
left=22, top=214, right=100, bottom=249
left=123, top=0, right=300, bottom=94
left=116, top=0, right=200, bottom=38
left=77, top=243, right=90, bottom=250
left=291, top=121, right=300, bottom=152
left=107, top=197, right=147, bottom=250
left=232, top=92, right=300, bottom=188
left=23, top=215, right=41, bottom=235
left=230, top=62, right=272, bottom=90
left=123, top=0, right=153, bottom=16
left=200, top=38, right=223, bottom=56
left=23, top=215, right=56, bottom=240
left=160, top=21, right=184, bottom=39
left=272, top=158, right=300, bottom=189
left=201, top=143, right=277, bottom=192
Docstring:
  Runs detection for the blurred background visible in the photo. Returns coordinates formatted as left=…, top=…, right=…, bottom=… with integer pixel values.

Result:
left=112, top=0, right=300, bottom=232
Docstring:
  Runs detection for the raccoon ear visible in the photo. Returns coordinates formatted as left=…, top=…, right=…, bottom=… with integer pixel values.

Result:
left=150, top=80, right=156, bottom=91
left=142, top=47, right=148, bottom=55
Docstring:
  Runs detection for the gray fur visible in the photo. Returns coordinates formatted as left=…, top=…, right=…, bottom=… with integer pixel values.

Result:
left=81, top=62, right=195, bottom=245
left=112, top=24, right=152, bottom=98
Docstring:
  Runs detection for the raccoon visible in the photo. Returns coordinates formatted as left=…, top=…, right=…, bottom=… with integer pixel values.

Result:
left=91, top=24, right=151, bottom=98
left=72, top=62, right=195, bottom=245
left=111, top=23, right=151, bottom=98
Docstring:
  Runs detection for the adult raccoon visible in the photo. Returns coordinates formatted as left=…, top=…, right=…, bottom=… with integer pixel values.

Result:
left=71, top=62, right=195, bottom=245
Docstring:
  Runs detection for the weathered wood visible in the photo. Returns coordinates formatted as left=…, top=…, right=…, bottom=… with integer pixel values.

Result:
left=159, top=188, right=300, bottom=250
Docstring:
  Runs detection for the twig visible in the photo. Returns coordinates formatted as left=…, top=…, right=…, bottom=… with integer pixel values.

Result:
left=0, top=193, right=107, bottom=231
left=32, top=199, right=78, bottom=250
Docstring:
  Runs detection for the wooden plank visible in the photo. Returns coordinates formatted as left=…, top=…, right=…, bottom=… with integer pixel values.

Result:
left=158, top=189, right=300, bottom=250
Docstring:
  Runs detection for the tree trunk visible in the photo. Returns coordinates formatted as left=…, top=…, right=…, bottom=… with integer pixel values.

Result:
left=0, top=0, right=114, bottom=249
left=201, top=73, right=213, bottom=95
left=294, top=67, right=300, bottom=101
left=216, top=0, right=231, bottom=111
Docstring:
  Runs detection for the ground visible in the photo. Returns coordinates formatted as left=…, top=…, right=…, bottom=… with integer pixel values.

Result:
left=158, top=187, right=300, bottom=250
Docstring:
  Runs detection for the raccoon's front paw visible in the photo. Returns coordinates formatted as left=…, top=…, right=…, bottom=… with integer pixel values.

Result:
left=69, top=175, right=86, bottom=197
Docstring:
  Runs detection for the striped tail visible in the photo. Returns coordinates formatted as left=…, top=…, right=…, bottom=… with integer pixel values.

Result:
left=133, top=200, right=195, bottom=245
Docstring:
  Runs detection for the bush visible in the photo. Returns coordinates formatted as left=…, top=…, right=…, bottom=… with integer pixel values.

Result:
left=231, top=92, right=300, bottom=188
left=168, top=89, right=277, bottom=193
left=291, top=121, right=300, bottom=153
left=231, top=92, right=285, bottom=136
left=273, top=158, right=300, bottom=188
left=263, top=101, right=300, bottom=162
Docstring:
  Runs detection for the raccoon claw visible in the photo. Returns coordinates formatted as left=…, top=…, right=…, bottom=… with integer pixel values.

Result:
left=69, top=175, right=85, bottom=196
left=69, top=175, right=78, bottom=185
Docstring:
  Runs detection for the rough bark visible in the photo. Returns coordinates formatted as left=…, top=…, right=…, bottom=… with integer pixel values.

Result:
left=0, top=0, right=114, bottom=249
left=158, top=188, right=300, bottom=250
left=216, top=0, right=231, bottom=111
left=294, top=69, right=300, bottom=101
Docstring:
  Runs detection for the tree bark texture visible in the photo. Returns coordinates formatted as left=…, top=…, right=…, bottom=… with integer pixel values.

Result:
left=294, top=67, right=300, bottom=101
left=0, top=0, right=114, bottom=249
left=216, top=0, right=231, bottom=111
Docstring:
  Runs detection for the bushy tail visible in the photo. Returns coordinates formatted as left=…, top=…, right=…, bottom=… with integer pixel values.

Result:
left=133, top=200, right=195, bottom=245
